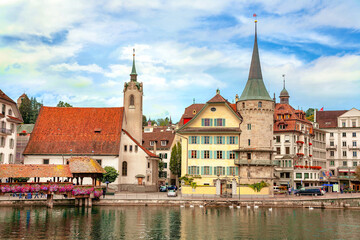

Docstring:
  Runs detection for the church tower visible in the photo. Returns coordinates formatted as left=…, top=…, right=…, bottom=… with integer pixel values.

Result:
left=236, top=18, right=275, bottom=181
left=279, top=74, right=290, bottom=104
left=123, top=49, right=143, bottom=143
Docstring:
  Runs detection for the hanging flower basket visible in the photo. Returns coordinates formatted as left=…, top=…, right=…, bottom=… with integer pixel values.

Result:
left=309, top=154, right=313, bottom=157
left=296, top=153, right=304, bottom=156
left=296, top=141, right=304, bottom=144
left=309, top=143, right=313, bottom=146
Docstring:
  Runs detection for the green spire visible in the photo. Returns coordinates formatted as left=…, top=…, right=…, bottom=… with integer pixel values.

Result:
left=130, top=48, right=137, bottom=81
left=239, top=19, right=272, bottom=101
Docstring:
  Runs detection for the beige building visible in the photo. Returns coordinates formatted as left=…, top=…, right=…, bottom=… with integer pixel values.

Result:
left=0, top=90, right=23, bottom=164
left=23, top=51, right=160, bottom=192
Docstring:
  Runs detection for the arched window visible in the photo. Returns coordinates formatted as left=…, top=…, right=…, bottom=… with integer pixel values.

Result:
left=122, top=161, right=127, bottom=176
left=242, top=102, right=245, bottom=108
left=130, top=95, right=135, bottom=106
left=258, top=101, right=262, bottom=108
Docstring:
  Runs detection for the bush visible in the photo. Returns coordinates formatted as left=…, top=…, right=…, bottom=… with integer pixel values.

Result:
left=248, top=181, right=268, bottom=192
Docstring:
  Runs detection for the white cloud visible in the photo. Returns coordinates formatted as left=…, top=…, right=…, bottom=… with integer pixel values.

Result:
left=51, top=62, right=103, bottom=73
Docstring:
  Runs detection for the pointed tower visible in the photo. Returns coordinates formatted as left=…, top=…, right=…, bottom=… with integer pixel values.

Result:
left=123, top=49, right=143, bottom=143
left=279, top=74, right=290, bottom=104
left=236, top=18, right=275, bottom=185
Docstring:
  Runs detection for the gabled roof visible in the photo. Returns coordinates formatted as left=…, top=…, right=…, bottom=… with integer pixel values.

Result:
left=0, top=164, right=73, bottom=178
left=317, top=110, right=347, bottom=128
left=123, top=129, right=159, bottom=158
left=274, top=103, right=313, bottom=132
left=24, top=106, right=124, bottom=156
left=68, top=156, right=106, bottom=174
left=0, top=89, right=16, bottom=104
left=178, top=104, right=205, bottom=126
left=17, top=124, right=35, bottom=134
left=142, top=128, right=175, bottom=150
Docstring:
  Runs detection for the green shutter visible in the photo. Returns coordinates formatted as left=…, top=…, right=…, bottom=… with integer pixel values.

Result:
left=201, top=119, right=205, bottom=126
left=210, top=136, right=213, bottom=144
left=226, top=136, right=229, bottom=144
left=235, top=136, right=238, bottom=144
left=223, top=119, right=226, bottom=126
left=227, top=167, right=230, bottom=176
left=201, top=166, right=204, bottom=175
left=201, top=150, right=204, bottom=159
left=201, top=136, right=204, bottom=144
left=222, top=151, right=225, bottom=159
left=227, top=151, right=230, bottom=159
left=235, top=167, right=239, bottom=175
left=188, top=166, right=191, bottom=174
left=214, top=119, right=217, bottom=126
left=197, top=150, right=200, bottom=159
left=222, top=136, right=225, bottom=144
left=188, top=150, right=191, bottom=159
left=210, top=119, right=213, bottom=126
left=210, top=166, right=213, bottom=175
left=222, top=167, right=225, bottom=175
left=209, top=151, right=212, bottom=159
left=214, top=151, right=217, bottom=159
left=197, top=167, right=200, bottom=175
left=197, top=136, right=200, bottom=144
left=214, top=167, right=217, bottom=175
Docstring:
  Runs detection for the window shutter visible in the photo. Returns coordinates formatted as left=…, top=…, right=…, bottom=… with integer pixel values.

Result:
left=214, top=166, right=217, bottom=175
left=227, top=136, right=229, bottom=144
left=197, top=136, right=200, bottom=144
left=188, top=150, right=191, bottom=159
left=201, top=136, right=204, bottom=144
left=210, top=136, right=213, bottom=144
left=222, top=167, right=225, bottom=175
left=210, top=166, right=213, bottom=175
left=210, top=119, right=213, bottom=126
left=201, top=166, right=204, bottom=175
left=227, top=167, right=230, bottom=176
left=227, top=151, right=230, bottom=159
left=201, top=150, right=204, bottom=159
left=209, top=151, right=212, bottom=159
left=222, top=151, right=225, bottom=159
left=222, top=136, right=225, bottom=144
left=188, top=166, right=191, bottom=174
left=223, top=119, right=226, bottom=126
left=235, top=136, right=238, bottom=144
left=201, top=119, right=204, bottom=126
left=214, top=119, right=217, bottom=126
left=235, top=167, right=239, bottom=175
left=197, top=150, right=200, bottom=159
left=197, top=166, right=200, bottom=175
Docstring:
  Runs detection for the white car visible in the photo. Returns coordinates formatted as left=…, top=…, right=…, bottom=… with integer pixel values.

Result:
left=167, top=190, right=177, bottom=197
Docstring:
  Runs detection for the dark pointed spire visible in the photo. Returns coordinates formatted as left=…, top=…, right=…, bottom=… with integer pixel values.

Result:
left=280, top=74, right=290, bottom=104
left=130, top=48, right=137, bottom=81
left=239, top=16, right=272, bottom=101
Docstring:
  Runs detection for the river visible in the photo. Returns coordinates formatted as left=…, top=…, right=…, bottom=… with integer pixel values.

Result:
left=0, top=206, right=359, bottom=239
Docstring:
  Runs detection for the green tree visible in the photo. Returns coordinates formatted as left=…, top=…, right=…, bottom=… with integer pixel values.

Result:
left=56, top=101, right=73, bottom=107
left=306, top=115, right=314, bottom=122
left=170, top=142, right=181, bottom=187
left=143, top=115, right=148, bottom=126
left=29, top=97, right=42, bottom=123
left=156, top=117, right=170, bottom=126
left=19, top=95, right=32, bottom=124
left=101, top=166, right=119, bottom=190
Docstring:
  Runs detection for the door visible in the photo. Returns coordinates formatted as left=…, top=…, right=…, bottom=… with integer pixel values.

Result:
left=138, top=178, right=143, bottom=185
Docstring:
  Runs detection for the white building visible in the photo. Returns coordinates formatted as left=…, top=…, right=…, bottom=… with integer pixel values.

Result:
left=0, top=90, right=23, bottom=164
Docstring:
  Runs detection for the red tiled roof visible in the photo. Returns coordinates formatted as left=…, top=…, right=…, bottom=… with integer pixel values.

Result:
left=24, top=106, right=124, bottom=155
left=207, top=94, right=228, bottom=103
left=274, top=103, right=313, bottom=133
left=0, top=164, right=72, bottom=178
left=0, top=89, right=16, bottom=104
left=317, top=110, right=347, bottom=128
left=123, top=129, right=159, bottom=158
left=142, top=128, right=175, bottom=150
left=178, top=104, right=205, bottom=126
left=7, top=115, right=23, bottom=123
left=68, top=156, right=106, bottom=174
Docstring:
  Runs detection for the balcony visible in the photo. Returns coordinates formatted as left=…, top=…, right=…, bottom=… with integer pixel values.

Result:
left=348, top=145, right=360, bottom=150
left=338, top=175, right=357, bottom=180
left=326, top=145, right=337, bottom=150
left=0, top=128, right=12, bottom=135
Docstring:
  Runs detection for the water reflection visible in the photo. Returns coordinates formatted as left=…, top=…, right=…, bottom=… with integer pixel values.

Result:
left=0, top=206, right=359, bottom=239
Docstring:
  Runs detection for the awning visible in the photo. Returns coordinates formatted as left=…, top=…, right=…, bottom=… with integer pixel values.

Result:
left=338, top=169, right=355, bottom=173
left=135, top=174, right=145, bottom=178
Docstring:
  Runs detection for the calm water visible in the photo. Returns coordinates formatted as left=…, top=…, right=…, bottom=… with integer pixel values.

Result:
left=0, top=206, right=359, bottom=240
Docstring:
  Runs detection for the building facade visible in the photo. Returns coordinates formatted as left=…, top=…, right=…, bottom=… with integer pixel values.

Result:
left=0, top=90, right=23, bottom=164
left=16, top=124, right=34, bottom=164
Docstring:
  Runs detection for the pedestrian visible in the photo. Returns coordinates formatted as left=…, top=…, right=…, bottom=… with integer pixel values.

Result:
left=103, top=187, right=106, bottom=198
left=288, top=188, right=292, bottom=195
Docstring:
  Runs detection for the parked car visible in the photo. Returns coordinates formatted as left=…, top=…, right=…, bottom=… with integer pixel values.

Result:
left=159, top=186, right=167, bottom=192
left=167, top=185, right=177, bottom=191
left=167, top=189, right=177, bottom=197
left=273, top=186, right=280, bottom=192
left=295, top=187, right=323, bottom=196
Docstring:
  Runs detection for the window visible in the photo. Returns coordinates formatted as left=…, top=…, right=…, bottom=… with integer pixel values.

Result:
left=147, top=176, right=150, bottom=182
left=342, top=132, right=346, bottom=137
left=135, top=145, right=138, bottom=152
left=285, top=135, right=290, bottom=142
left=191, top=150, right=197, bottom=159
left=9, top=139, right=14, bottom=149
left=204, top=150, right=210, bottom=159
left=304, top=173, right=309, bottom=179
left=247, top=124, right=251, bottom=130
left=276, top=147, right=281, bottom=154
left=203, top=166, right=211, bottom=175
left=96, top=159, right=102, bottom=166
left=1, top=104, right=5, bottom=115
left=353, top=151, right=357, bottom=157
left=124, top=145, right=127, bottom=152
left=285, top=147, right=290, bottom=154
left=330, top=161, right=334, bottom=166
left=229, top=136, right=236, bottom=144
left=148, top=162, right=150, bottom=168
left=229, top=166, right=237, bottom=175
left=190, top=136, right=198, bottom=144
left=214, top=166, right=225, bottom=176
left=43, top=159, right=49, bottom=164
left=150, top=141, right=154, bottom=146
left=0, top=137, right=5, bottom=147
left=216, top=151, right=223, bottom=159
left=210, top=107, right=216, bottom=112
left=10, top=124, right=15, bottom=133
left=242, top=103, right=245, bottom=108
left=343, top=161, right=347, bottom=166
left=129, top=145, right=133, bottom=152
left=353, top=161, right=357, bottom=167
left=164, top=163, right=167, bottom=169
left=258, top=102, right=262, bottom=108
left=330, top=132, right=334, bottom=137
left=9, top=154, right=13, bottom=164
left=189, top=166, right=199, bottom=175
left=202, top=118, right=212, bottom=126
left=215, top=136, right=223, bottom=144
left=343, top=151, right=347, bottom=157
left=353, top=141, right=357, bottom=147
left=276, top=136, right=280, bottom=143
left=161, top=140, right=167, bottom=146
left=330, top=151, right=334, bottom=157
left=214, top=118, right=225, bottom=126
left=279, top=124, right=286, bottom=130
left=129, top=94, right=135, bottom=106
left=353, top=132, right=357, bottom=137
left=229, top=152, right=236, bottom=159
left=203, top=136, right=210, bottom=144
left=248, top=139, right=251, bottom=146
left=342, top=122, right=346, bottom=127
left=296, top=173, right=302, bottom=179
left=159, top=153, right=162, bottom=158
left=0, top=153, right=3, bottom=163
left=164, top=153, right=168, bottom=159
left=247, top=153, right=251, bottom=160
left=352, top=121, right=356, bottom=127
left=342, top=141, right=347, bottom=147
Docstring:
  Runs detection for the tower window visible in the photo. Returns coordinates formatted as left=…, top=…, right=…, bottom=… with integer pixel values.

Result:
left=130, top=95, right=135, bottom=106
left=242, top=103, right=245, bottom=108
left=258, top=102, right=262, bottom=108
left=122, top=161, right=127, bottom=176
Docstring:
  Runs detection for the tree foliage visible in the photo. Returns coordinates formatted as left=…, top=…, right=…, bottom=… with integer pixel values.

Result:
left=305, top=108, right=314, bottom=117
left=355, top=166, right=360, bottom=181
left=56, top=101, right=73, bottom=107
left=248, top=181, right=268, bottom=192
left=101, top=166, right=119, bottom=184
left=170, top=142, right=181, bottom=186
left=19, top=96, right=42, bottom=124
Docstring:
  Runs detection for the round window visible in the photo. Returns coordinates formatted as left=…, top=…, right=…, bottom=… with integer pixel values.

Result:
left=210, top=107, right=216, bottom=112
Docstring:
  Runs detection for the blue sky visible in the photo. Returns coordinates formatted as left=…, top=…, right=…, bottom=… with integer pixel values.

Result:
left=1, top=0, right=360, bottom=122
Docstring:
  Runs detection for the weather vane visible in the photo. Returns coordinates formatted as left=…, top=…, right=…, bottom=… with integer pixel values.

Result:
left=253, top=13, right=257, bottom=23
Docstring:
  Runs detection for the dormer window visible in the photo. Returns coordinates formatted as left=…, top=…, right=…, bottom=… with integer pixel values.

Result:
left=161, top=140, right=167, bottom=146
left=193, top=109, right=196, bottom=114
left=150, top=141, right=155, bottom=146
left=94, top=128, right=101, bottom=133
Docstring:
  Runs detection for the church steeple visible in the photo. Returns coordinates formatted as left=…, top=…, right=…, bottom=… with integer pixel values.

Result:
left=239, top=17, right=272, bottom=101
left=279, top=74, right=290, bottom=104
left=130, top=48, right=137, bottom=81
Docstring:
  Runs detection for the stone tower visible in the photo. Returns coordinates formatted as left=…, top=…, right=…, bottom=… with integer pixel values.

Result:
left=123, top=49, right=143, bottom=143
left=236, top=19, right=275, bottom=168
left=279, top=75, right=290, bottom=104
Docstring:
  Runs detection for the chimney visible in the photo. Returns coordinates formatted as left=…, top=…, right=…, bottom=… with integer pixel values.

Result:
left=235, top=94, right=239, bottom=102
left=153, top=140, right=157, bottom=155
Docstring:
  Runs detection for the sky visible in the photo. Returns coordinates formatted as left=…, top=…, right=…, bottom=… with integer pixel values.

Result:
left=1, top=0, right=360, bottom=122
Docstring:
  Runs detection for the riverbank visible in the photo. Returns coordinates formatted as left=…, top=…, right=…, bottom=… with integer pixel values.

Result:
left=1, top=192, right=360, bottom=209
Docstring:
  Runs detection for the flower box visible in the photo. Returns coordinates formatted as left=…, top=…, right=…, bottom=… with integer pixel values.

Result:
left=296, top=141, right=304, bottom=144
left=309, top=143, right=313, bottom=146
left=309, top=154, right=313, bottom=157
